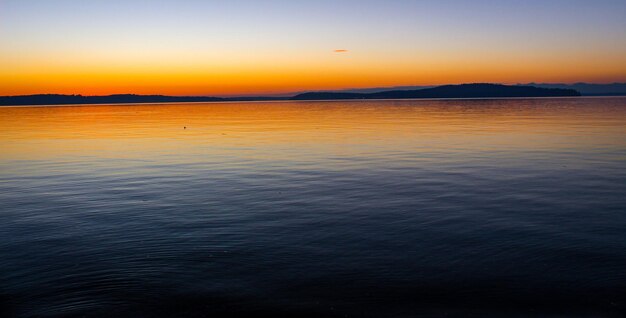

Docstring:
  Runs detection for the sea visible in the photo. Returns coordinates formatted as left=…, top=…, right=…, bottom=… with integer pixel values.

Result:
left=1, top=97, right=625, bottom=317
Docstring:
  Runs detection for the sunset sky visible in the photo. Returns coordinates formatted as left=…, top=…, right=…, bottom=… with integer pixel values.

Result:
left=1, top=0, right=626, bottom=96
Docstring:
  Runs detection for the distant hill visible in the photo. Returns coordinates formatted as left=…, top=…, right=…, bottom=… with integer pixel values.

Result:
left=0, top=83, right=584, bottom=106
left=326, top=85, right=435, bottom=94
left=0, top=94, right=296, bottom=106
left=298, top=82, right=626, bottom=96
left=520, top=83, right=626, bottom=96
left=292, top=83, right=580, bottom=100
left=0, top=94, right=226, bottom=106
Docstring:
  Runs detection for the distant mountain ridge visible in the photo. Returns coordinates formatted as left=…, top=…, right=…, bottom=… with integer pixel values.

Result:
left=0, top=94, right=290, bottom=106
left=0, top=83, right=587, bottom=106
left=324, top=83, right=626, bottom=96
left=0, top=94, right=226, bottom=106
left=291, top=83, right=580, bottom=100
left=325, top=85, right=435, bottom=94
left=521, top=83, right=626, bottom=96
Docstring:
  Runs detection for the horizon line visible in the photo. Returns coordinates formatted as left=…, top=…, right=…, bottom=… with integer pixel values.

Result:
left=2, top=81, right=626, bottom=98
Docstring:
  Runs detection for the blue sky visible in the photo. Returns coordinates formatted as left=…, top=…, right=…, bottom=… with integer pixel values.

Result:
left=1, top=0, right=625, bottom=95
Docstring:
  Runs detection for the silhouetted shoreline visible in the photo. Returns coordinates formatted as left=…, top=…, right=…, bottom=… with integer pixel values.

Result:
left=291, top=83, right=580, bottom=100
left=0, top=83, right=585, bottom=106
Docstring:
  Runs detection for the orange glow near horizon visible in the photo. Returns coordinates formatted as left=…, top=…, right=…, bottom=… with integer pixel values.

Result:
left=3, top=55, right=626, bottom=96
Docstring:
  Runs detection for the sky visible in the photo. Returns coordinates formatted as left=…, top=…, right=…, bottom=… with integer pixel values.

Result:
left=1, top=0, right=626, bottom=96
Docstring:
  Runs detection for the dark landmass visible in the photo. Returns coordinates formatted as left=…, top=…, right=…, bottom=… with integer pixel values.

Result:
left=291, top=83, right=580, bottom=100
left=521, top=82, right=626, bottom=96
left=0, top=83, right=586, bottom=106
left=303, top=82, right=626, bottom=96
left=0, top=94, right=226, bottom=106
left=0, top=94, right=291, bottom=106
left=319, top=85, right=436, bottom=94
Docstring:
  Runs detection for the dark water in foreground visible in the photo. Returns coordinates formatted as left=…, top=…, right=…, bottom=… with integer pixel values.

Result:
left=0, top=98, right=625, bottom=317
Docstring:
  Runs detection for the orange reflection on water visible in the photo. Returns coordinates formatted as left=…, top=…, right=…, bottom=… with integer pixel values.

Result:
left=1, top=99, right=625, bottom=164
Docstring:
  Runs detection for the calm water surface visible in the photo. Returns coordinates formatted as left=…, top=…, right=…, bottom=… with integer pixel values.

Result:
left=1, top=98, right=625, bottom=317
